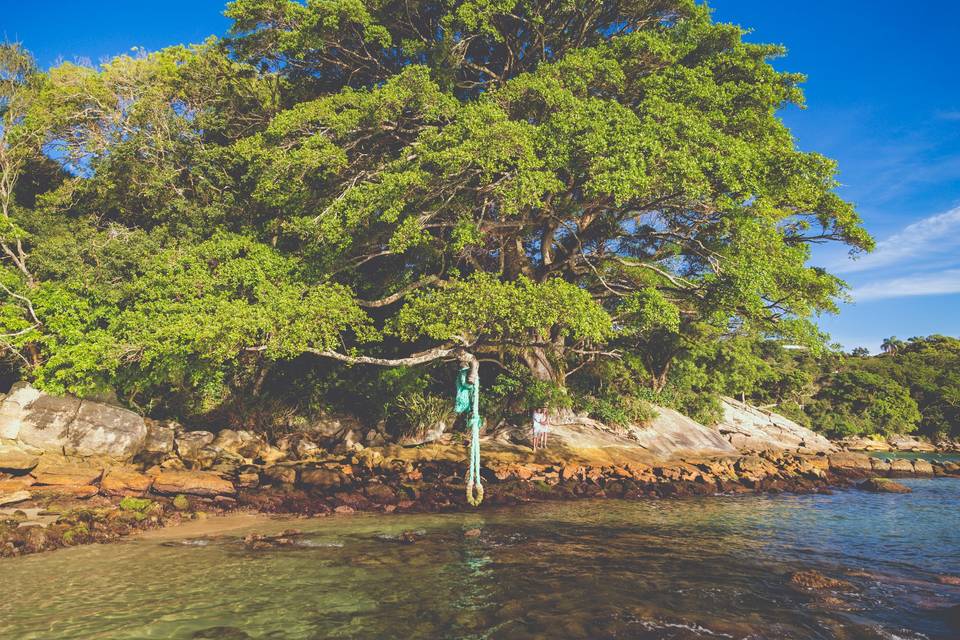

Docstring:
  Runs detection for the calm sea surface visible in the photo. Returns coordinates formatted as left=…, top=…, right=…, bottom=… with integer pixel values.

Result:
left=1, top=478, right=958, bottom=639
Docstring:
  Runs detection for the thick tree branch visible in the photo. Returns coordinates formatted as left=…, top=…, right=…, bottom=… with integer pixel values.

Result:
left=356, top=275, right=443, bottom=308
left=305, top=344, right=459, bottom=367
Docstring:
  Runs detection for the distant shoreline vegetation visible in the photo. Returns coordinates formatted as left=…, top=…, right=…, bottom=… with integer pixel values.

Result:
left=739, top=335, right=960, bottom=441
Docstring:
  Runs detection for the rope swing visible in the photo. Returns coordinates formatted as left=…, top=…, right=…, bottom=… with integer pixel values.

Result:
left=455, top=354, right=483, bottom=506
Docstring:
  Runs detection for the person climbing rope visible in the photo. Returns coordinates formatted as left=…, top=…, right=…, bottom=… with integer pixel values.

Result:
left=532, top=407, right=549, bottom=451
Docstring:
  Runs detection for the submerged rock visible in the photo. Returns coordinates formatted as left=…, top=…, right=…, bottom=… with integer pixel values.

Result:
left=191, top=627, right=253, bottom=640
left=790, top=570, right=853, bottom=590
left=858, top=477, right=912, bottom=494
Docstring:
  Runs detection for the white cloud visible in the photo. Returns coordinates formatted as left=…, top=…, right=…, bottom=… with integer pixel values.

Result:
left=833, top=205, right=960, bottom=274
left=853, top=269, right=960, bottom=301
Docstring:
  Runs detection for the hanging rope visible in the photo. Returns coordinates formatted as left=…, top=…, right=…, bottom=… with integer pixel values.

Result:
left=455, top=355, right=483, bottom=506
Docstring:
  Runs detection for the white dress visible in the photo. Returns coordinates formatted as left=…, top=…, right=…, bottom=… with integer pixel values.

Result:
left=532, top=411, right=548, bottom=434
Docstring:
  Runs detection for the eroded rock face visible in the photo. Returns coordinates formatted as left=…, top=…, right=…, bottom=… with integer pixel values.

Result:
left=496, top=406, right=737, bottom=461
left=0, top=383, right=147, bottom=460
left=175, top=431, right=215, bottom=466
left=143, top=420, right=177, bottom=455
left=715, top=398, right=834, bottom=454
left=630, top=407, right=738, bottom=458
left=33, top=466, right=103, bottom=487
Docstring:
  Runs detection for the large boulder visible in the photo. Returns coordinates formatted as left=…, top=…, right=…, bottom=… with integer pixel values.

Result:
left=887, top=434, right=937, bottom=452
left=858, top=477, right=912, bottom=494
left=714, top=398, right=834, bottom=454
left=142, top=420, right=177, bottom=456
left=213, top=429, right=269, bottom=460
left=176, top=430, right=215, bottom=467
left=497, top=406, right=736, bottom=461
left=0, top=383, right=147, bottom=461
left=828, top=452, right=873, bottom=472
left=304, top=413, right=368, bottom=450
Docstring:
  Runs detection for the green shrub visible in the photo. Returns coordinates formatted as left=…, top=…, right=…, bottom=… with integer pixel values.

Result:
left=119, top=497, right=153, bottom=512
left=389, top=392, right=454, bottom=441
left=579, top=393, right=656, bottom=428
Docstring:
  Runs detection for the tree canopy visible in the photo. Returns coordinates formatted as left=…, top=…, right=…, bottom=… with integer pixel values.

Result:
left=0, top=2, right=874, bottom=433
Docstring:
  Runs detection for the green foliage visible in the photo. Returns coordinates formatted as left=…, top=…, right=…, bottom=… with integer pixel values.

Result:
left=389, top=392, right=454, bottom=441
left=716, top=335, right=959, bottom=439
left=857, top=336, right=960, bottom=438
left=0, top=2, right=875, bottom=436
left=579, top=393, right=656, bottom=429
left=392, top=273, right=612, bottom=344
left=806, top=370, right=920, bottom=438
left=484, top=365, right=572, bottom=426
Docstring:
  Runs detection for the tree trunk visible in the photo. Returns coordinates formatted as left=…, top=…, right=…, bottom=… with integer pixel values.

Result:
left=650, top=360, right=671, bottom=393
left=522, top=345, right=564, bottom=385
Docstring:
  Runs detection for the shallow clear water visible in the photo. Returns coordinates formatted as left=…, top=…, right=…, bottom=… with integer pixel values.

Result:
left=2, top=479, right=959, bottom=639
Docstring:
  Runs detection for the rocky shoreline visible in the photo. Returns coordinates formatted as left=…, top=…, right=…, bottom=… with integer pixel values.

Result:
left=2, top=446, right=958, bottom=560
left=2, top=381, right=958, bottom=559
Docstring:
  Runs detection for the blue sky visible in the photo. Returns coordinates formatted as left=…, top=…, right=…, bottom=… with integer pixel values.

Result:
left=3, top=1, right=960, bottom=352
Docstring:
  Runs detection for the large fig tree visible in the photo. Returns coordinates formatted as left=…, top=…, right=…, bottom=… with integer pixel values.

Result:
left=0, top=1, right=872, bottom=417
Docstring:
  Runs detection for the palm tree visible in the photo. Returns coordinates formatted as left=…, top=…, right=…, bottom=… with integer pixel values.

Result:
left=881, top=337, right=903, bottom=355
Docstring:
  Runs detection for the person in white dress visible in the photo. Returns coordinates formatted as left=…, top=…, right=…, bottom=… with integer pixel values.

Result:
left=532, top=408, right=549, bottom=450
